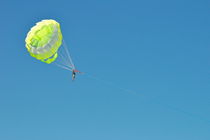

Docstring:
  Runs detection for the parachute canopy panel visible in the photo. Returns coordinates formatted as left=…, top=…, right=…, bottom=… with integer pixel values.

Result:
left=25, top=19, right=63, bottom=64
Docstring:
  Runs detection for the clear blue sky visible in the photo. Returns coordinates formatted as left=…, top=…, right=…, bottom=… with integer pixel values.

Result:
left=0, top=0, right=210, bottom=139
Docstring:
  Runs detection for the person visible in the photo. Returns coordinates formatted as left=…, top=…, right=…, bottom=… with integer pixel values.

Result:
left=72, top=69, right=83, bottom=81
left=72, top=70, right=76, bottom=81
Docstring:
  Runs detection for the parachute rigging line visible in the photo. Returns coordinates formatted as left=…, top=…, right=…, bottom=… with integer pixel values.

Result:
left=62, top=39, right=75, bottom=69
left=53, top=39, right=76, bottom=72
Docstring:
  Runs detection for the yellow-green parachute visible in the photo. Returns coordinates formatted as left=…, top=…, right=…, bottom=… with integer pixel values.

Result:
left=25, top=19, right=62, bottom=64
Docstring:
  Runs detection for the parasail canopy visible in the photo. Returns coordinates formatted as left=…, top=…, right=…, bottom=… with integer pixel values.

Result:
left=25, top=19, right=63, bottom=64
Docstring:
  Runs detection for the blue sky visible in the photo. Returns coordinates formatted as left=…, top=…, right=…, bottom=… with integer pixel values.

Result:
left=0, top=0, right=210, bottom=139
